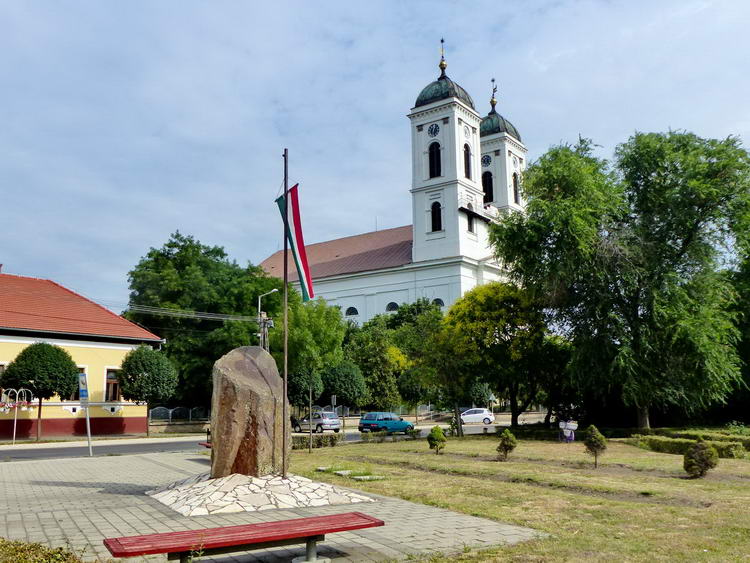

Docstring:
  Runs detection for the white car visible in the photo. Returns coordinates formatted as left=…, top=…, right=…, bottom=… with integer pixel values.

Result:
left=295, top=411, right=342, bottom=433
left=461, top=408, right=495, bottom=425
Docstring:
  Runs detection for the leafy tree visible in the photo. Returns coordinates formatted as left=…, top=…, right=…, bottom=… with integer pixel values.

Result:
left=684, top=438, right=719, bottom=478
left=271, top=293, right=347, bottom=408
left=345, top=317, right=401, bottom=409
left=119, top=346, right=178, bottom=435
left=126, top=232, right=282, bottom=405
left=469, top=381, right=493, bottom=408
left=496, top=428, right=518, bottom=461
left=444, top=282, right=548, bottom=427
left=583, top=425, right=608, bottom=468
left=385, top=298, right=442, bottom=330
left=321, top=360, right=368, bottom=408
left=427, top=425, right=446, bottom=455
left=1, top=343, right=78, bottom=441
left=491, top=133, right=750, bottom=428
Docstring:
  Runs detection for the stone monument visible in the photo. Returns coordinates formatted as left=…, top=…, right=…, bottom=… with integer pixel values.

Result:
left=210, top=346, right=290, bottom=478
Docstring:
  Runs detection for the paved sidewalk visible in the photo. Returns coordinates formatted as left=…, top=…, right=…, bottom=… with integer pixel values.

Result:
left=0, top=451, right=541, bottom=561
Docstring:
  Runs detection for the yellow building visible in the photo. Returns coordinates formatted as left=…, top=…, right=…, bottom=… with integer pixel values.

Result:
left=0, top=273, right=163, bottom=438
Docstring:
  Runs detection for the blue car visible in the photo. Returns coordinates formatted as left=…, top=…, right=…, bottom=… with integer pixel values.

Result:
left=358, top=412, right=414, bottom=434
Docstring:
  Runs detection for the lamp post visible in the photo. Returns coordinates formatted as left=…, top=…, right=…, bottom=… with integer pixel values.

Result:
left=257, top=288, right=279, bottom=351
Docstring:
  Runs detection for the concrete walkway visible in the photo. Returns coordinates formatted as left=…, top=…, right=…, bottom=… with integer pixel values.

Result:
left=0, top=451, right=541, bottom=562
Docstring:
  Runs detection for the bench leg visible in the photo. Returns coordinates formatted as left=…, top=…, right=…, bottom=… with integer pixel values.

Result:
left=291, top=536, right=330, bottom=563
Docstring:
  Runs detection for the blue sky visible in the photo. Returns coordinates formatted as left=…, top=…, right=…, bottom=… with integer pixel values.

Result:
left=2, top=0, right=748, bottom=309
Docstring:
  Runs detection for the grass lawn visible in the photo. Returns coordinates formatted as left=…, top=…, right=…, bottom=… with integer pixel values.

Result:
left=290, top=435, right=750, bottom=562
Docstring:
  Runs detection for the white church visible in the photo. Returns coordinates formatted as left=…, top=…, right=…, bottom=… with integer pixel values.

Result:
left=261, top=52, right=527, bottom=323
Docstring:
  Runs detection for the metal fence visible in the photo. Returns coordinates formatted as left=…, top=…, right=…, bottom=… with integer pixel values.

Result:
left=148, top=406, right=210, bottom=423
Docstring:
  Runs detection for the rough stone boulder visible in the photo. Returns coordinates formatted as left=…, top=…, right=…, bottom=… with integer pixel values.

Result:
left=210, top=346, right=290, bottom=478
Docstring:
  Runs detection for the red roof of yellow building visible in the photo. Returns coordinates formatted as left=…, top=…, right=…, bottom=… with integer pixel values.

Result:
left=0, top=273, right=162, bottom=342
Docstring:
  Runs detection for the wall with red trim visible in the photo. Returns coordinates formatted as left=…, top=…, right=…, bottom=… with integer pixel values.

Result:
left=0, top=417, right=146, bottom=439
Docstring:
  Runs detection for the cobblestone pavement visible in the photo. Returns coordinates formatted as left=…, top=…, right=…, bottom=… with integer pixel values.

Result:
left=0, top=451, right=541, bottom=562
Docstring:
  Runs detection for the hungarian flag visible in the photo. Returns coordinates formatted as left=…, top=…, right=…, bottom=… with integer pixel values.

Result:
left=276, top=184, right=315, bottom=301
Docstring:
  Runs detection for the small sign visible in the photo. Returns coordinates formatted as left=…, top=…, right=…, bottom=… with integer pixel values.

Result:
left=78, top=373, right=89, bottom=402
left=331, top=395, right=336, bottom=407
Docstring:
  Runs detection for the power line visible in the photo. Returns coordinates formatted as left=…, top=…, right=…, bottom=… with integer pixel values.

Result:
left=125, top=304, right=258, bottom=323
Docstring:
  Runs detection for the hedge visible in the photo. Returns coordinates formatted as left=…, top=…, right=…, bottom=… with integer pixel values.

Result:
left=650, top=429, right=750, bottom=451
left=291, top=433, right=343, bottom=450
left=627, top=434, right=745, bottom=459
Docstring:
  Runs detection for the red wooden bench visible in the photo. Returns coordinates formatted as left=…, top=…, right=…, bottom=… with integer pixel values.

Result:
left=103, top=511, right=384, bottom=562
left=198, top=441, right=211, bottom=448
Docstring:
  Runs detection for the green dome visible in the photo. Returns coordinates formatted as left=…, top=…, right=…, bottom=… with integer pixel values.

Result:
left=415, top=75, right=475, bottom=110
left=480, top=110, right=521, bottom=141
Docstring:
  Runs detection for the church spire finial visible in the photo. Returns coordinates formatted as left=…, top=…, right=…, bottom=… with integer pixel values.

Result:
left=438, top=38, right=447, bottom=78
left=490, top=78, right=498, bottom=113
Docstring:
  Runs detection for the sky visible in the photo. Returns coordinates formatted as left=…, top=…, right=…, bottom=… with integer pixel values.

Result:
left=2, top=0, right=749, bottom=310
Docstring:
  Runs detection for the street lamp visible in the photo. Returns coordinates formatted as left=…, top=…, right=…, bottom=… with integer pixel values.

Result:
left=257, top=288, right=279, bottom=350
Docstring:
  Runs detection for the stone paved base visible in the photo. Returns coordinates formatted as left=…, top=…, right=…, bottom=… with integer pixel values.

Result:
left=0, top=451, right=542, bottom=561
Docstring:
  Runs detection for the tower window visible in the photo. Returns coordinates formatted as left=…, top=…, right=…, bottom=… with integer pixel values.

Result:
left=386, top=302, right=399, bottom=312
left=467, top=203, right=475, bottom=233
left=463, top=144, right=471, bottom=179
left=430, top=201, right=442, bottom=232
left=345, top=307, right=359, bottom=316
left=513, top=173, right=520, bottom=204
left=482, top=172, right=493, bottom=204
left=428, top=142, right=441, bottom=178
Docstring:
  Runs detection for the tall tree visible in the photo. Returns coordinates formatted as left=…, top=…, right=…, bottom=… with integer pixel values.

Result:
left=270, top=293, right=346, bottom=408
left=1, top=343, right=78, bottom=441
left=444, top=282, right=548, bottom=427
left=119, top=346, right=179, bottom=436
left=491, top=133, right=750, bottom=428
left=321, top=360, right=368, bottom=408
left=125, top=232, right=282, bottom=405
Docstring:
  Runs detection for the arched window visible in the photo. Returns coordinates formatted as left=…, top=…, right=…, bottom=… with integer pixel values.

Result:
left=345, top=307, right=359, bottom=316
left=386, top=302, right=399, bottom=312
left=432, top=298, right=445, bottom=307
left=463, top=144, right=471, bottom=179
left=430, top=201, right=442, bottom=232
left=513, top=172, right=520, bottom=204
left=428, top=142, right=441, bottom=178
left=482, top=172, right=493, bottom=204
left=467, top=203, right=475, bottom=233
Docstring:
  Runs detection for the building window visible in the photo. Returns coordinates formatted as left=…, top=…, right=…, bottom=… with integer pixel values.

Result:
left=482, top=172, right=493, bottom=203
left=513, top=172, right=520, bottom=204
left=432, top=298, right=445, bottom=307
left=386, top=302, right=399, bottom=312
left=467, top=203, right=475, bottom=233
left=430, top=201, right=442, bottom=232
left=345, top=307, right=359, bottom=316
left=428, top=142, right=441, bottom=178
left=69, top=367, right=85, bottom=401
left=463, top=144, right=471, bottom=179
left=105, top=369, right=120, bottom=402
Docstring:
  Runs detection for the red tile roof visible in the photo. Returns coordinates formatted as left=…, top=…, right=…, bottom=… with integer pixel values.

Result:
left=261, top=225, right=413, bottom=281
left=0, top=273, right=162, bottom=342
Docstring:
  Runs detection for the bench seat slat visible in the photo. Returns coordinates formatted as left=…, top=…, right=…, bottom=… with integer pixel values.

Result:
left=104, top=512, right=383, bottom=557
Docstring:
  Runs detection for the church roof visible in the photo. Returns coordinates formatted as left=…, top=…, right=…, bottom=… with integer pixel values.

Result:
left=415, top=75, right=476, bottom=110
left=260, top=225, right=413, bottom=282
left=480, top=109, right=522, bottom=141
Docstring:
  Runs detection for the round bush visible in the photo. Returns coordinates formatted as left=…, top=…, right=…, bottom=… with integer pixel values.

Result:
left=683, top=439, right=719, bottom=478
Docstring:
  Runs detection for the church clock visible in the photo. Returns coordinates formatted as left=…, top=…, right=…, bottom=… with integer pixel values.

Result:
left=428, top=124, right=440, bottom=137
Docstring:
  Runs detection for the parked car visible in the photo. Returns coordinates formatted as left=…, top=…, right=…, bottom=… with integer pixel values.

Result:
left=460, top=408, right=495, bottom=425
left=358, top=412, right=414, bottom=434
left=295, top=411, right=341, bottom=433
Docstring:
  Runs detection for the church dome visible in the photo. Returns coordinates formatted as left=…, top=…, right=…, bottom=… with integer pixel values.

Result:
left=480, top=109, right=521, bottom=141
left=415, top=75, right=476, bottom=110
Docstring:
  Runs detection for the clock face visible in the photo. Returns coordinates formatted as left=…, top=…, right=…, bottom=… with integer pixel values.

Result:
left=464, top=125, right=470, bottom=138
left=427, top=124, right=440, bottom=137
left=482, top=155, right=491, bottom=167
left=513, top=156, right=519, bottom=168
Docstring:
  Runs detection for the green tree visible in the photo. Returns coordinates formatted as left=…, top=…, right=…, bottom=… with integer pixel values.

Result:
left=583, top=424, right=608, bottom=468
left=684, top=438, right=719, bottom=478
left=444, top=282, right=548, bottom=428
left=321, top=360, right=368, bottom=408
left=270, top=293, right=347, bottom=408
left=427, top=425, right=447, bottom=455
left=345, top=317, right=401, bottom=410
left=496, top=428, right=518, bottom=461
left=1, top=343, right=78, bottom=441
left=126, top=232, right=282, bottom=405
left=119, top=346, right=178, bottom=436
left=491, top=133, right=750, bottom=428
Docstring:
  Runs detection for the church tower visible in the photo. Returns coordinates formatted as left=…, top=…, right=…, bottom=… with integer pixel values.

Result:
left=408, top=44, right=490, bottom=264
left=479, top=79, right=527, bottom=212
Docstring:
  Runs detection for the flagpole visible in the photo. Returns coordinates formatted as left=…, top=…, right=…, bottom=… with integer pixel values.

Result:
left=282, top=148, right=289, bottom=478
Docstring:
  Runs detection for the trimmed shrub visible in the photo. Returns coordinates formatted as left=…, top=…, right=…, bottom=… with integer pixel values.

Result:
left=684, top=439, right=719, bottom=478
left=627, top=435, right=744, bottom=459
left=406, top=428, right=421, bottom=440
left=291, top=433, right=343, bottom=450
left=583, top=425, right=607, bottom=468
left=652, top=429, right=750, bottom=451
left=427, top=425, right=447, bottom=455
left=371, top=430, right=388, bottom=443
left=496, top=429, right=517, bottom=461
